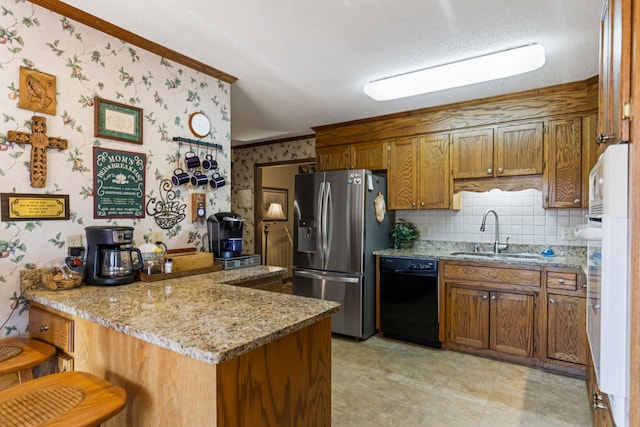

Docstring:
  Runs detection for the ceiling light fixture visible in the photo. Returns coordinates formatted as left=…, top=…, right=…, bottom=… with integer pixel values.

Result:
left=363, top=43, right=546, bottom=101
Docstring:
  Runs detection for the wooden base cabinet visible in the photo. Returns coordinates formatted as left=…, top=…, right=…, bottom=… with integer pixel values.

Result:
left=587, top=345, right=616, bottom=427
left=443, top=262, right=540, bottom=362
left=546, top=294, right=587, bottom=365
left=447, top=285, right=535, bottom=357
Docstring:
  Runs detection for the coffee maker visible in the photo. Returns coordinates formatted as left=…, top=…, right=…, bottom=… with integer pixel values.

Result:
left=207, top=212, right=243, bottom=258
left=85, top=226, right=142, bottom=285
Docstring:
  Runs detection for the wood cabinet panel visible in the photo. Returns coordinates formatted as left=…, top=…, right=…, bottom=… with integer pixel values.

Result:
left=29, top=306, right=74, bottom=353
left=598, top=0, right=632, bottom=146
left=388, top=137, right=418, bottom=209
left=495, top=122, right=543, bottom=176
left=547, top=294, right=587, bottom=365
left=418, top=133, right=451, bottom=209
left=448, top=286, right=489, bottom=348
left=547, top=118, right=583, bottom=207
left=316, top=146, right=348, bottom=171
left=349, top=141, right=388, bottom=170
left=452, top=128, right=494, bottom=179
left=443, top=263, right=541, bottom=288
left=490, top=292, right=535, bottom=357
left=587, top=344, right=616, bottom=426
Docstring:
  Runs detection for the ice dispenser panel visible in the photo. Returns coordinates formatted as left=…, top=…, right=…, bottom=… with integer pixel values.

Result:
left=297, top=219, right=317, bottom=253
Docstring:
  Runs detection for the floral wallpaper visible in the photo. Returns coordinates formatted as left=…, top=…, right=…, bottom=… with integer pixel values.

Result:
left=231, top=138, right=315, bottom=254
left=0, top=2, right=231, bottom=335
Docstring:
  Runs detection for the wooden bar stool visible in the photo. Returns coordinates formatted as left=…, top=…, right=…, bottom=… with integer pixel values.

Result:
left=0, top=338, right=56, bottom=384
left=0, top=371, right=127, bottom=426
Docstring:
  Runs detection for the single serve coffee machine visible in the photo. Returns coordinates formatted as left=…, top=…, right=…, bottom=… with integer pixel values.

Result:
left=85, top=226, right=142, bottom=285
left=207, top=212, right=243, bottom=258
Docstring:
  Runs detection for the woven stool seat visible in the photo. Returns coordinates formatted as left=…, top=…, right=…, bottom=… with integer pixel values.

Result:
left=0, top=338, right=56, bottom=384
left=0, top=371, right=127, bottom=427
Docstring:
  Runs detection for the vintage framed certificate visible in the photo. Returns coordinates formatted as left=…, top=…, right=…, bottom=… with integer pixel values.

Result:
left=94, top=97, right=143, bottom=144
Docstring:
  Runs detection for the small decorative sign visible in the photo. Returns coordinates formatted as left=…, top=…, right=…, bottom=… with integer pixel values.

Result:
left=1, top=193, right=69, bottom=221
left=94, top=97, right=143, bottom=144
left=93, top=147, right=146, bottom=219
left=18, top=67, right=56, bottom=115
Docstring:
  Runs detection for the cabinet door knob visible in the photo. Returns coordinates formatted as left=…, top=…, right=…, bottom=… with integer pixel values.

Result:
left=549, top=299, right=556, bottom=304
left=497, top=167, right=504, bottom=174
left=421, top=202, right=425, bottom=207
left=487, top=168, right=493, bottom=174
left=40, top=325, right=49, bottom=332
left=482, top=295, right=489, bottom=300
left=574, top=199, right=580, bottom=204
left=411, top=201, right=416, bottom=207
left=491, top=295, right=496, bottom=300
left=582, top=283, right=587, bottom=288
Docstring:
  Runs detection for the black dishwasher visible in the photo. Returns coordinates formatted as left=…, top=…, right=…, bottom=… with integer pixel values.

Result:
left=379, top=256, right=440, bottom=348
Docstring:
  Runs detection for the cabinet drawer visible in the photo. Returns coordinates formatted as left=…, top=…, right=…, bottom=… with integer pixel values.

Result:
left=443, top=264, right=541, bottom=287
left=547, top=272, right=578, bottom=291
left=29, top=307, right=74, bottom=353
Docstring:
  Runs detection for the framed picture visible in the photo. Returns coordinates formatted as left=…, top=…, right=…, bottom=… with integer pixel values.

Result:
left=18, top=67, right=56, bottom=115
left=262, top=187, right=288, bottom=221
left=94, top=97, right=143, bottom=144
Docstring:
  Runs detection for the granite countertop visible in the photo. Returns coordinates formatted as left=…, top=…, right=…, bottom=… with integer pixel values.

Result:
left=374, top=241, right=588, bottom=272
left=27, top=266, right=340, bottom=364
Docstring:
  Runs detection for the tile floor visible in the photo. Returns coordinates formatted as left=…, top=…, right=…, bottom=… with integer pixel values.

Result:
left=331, top=335, right=593, bottom=427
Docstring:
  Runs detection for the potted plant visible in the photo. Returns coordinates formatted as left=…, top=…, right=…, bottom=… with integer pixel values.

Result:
left=390, top=219, right=420, bottom=249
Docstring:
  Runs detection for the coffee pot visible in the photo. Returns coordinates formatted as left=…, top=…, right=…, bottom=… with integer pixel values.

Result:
left=100, top=248, right=141, bottom=278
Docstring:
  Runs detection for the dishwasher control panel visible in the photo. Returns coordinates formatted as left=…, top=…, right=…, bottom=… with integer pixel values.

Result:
left=380, top=256, right=438, bottom=273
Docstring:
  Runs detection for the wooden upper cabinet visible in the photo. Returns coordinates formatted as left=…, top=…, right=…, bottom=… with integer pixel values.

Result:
left=452, top=128, right=494, bottom=179
left=598, top=0, right=631, bottom=146
left=388, top=137, right=418, bottom=209
left=547, top=118, right=583, bottom=208
left=495, top=122, right=543, bottom=176
left=388, top=133, right=452, bottom=210
left=349, top=141, right=388, bottom=170
left=316, top=146, right=349, bottom=171
left=418, top=133, right=451, bottom=209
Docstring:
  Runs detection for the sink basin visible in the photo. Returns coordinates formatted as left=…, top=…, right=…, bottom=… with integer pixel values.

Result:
left=449, top=251, right=543, bottom=260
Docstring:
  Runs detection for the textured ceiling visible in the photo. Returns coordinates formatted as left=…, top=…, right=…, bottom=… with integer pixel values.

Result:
left=60, top=0, right=603, bottom=146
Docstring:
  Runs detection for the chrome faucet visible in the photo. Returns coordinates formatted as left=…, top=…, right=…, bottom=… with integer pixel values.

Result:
left=480, top=209, right=509, bottom=253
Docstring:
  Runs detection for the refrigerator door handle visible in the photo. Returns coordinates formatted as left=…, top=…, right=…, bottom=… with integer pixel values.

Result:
left=294, top=269, right=360, bottom=283
left=323, top=181, right=332, bottom=269
left=317, top=181, right=326, bottom=266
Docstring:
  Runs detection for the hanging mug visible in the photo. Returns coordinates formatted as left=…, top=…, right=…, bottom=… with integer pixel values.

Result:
left=171, top=168, right=190, bottom=186
left=209, top=172, right=226, bottom=189
left=184, top=151, right=201, bottom=170
left=190, top=170, right=208, bottom=188
left=202, top=154, right=217, bottom=171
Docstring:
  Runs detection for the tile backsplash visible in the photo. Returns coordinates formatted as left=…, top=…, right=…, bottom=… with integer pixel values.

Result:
left=397, top=189, right=588, bottom=247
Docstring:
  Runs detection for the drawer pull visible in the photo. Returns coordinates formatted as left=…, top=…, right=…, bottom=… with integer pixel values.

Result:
left=558, top=278, right=565, bottom=283
left=40, top=325, right=49, bottom=332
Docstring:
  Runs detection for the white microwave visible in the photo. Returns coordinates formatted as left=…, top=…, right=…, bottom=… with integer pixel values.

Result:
left=586, top=144, right=629, bottom=426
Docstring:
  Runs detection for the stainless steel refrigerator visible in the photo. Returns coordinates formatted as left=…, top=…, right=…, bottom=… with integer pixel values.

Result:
left=292, top=169, right=391, bottom=339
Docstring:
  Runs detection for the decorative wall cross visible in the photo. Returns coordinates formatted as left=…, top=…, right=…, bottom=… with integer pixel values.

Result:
left=7, top=116, right=68, bottom=188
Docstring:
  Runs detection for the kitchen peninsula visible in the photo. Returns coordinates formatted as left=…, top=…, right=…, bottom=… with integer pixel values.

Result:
left=26, top=266, right=339, bottom=426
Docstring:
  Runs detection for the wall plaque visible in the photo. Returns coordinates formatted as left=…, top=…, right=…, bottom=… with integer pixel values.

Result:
left=1, top=193, right=69, bottom=221
left=93, top=147, right=146, bottom=219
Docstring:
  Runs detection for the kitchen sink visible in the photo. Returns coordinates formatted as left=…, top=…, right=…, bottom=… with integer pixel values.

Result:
left=449, top=251, right=543, bottom=260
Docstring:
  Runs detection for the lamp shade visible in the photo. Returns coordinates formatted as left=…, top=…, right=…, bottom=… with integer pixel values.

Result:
left=264, top=203, right=286, bottom=221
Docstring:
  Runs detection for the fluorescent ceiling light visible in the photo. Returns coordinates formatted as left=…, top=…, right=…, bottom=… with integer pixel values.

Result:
left=364, top=43, right=546, bottom=101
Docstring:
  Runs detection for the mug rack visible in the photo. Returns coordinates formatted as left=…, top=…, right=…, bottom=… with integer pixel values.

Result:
left=172, top=136, right=223, bottom=151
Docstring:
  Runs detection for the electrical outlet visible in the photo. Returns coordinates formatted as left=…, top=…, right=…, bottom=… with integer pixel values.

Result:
left=420, top=225, right=430, bottom=239
left=66, top=234, right=82, bottom=247
left=561, top=227, right=576, bottom=241
left=150, top=231, right=163, bottom=244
